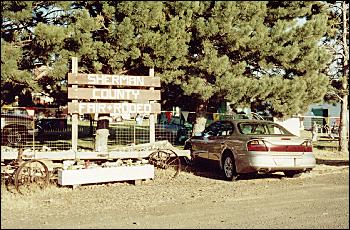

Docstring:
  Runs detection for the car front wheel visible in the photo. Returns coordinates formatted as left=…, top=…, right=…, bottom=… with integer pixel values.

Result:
left=222, top=154, right=238, bottom=181
left=183, top=143, right=195, bottom=166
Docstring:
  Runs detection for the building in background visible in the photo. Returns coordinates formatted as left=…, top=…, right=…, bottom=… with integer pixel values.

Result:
left=301, top=103, right=343, bottom=132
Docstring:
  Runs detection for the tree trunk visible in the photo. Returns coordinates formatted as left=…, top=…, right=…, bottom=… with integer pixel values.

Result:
left=192, top=100, right=208, bottom=136
left=338, top=1, right=349, bottom=154
left=338, top=96, right=348, bottom=154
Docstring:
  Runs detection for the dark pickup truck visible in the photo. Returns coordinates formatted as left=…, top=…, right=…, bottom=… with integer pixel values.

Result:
left=1, top=107, right=37, bottom=146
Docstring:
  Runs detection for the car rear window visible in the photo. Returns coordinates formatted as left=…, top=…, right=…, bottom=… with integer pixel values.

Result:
left=238, top=122, right=290, bottom=135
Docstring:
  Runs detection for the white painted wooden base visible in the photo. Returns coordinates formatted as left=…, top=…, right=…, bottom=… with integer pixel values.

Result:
left=58, top=164, right=154, bottom=186
left=1, top=149, right=191, bottom=161
left=1, top=141, right=191, bottom=161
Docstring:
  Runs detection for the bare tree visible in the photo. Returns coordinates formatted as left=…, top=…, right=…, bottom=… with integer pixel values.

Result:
left=324, top=1, right=349, bottom=154
left=338, top=1, right=349, bottom=154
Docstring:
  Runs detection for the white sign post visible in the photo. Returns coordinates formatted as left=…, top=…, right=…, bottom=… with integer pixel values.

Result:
left=71, top=57, right=78, bottom=153
left=149, top=68, right=155, bottom=143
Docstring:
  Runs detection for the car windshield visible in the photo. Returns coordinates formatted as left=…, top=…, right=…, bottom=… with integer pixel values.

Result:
left=238, top=122, right=291, bottom=135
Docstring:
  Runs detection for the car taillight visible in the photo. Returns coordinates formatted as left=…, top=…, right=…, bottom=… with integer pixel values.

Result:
left=248, top=140, right=313, bottom=152
left=302, top=140, right=313, bottom=152
left=247, top=140, right=268, bottom=151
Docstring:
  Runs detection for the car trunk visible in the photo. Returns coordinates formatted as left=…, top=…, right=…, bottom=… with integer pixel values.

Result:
left=247, top=136, right=312, bottom=167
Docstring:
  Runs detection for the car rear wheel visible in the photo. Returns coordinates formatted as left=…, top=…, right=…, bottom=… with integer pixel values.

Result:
left=284, top=170, right=303, bottom=178
left=222, top=154, right=238, bottom=181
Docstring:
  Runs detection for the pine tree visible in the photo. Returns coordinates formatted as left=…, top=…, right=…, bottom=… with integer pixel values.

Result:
left=1, top=1, right=41, bottom=106
left=1, top=1, right=334, bottom=137
left=1, top=1, right=104, bottom=106
left=165, top=1, right=332, bottom=133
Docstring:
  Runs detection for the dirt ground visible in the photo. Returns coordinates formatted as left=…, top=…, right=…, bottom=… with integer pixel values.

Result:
left=1, top=150, right=349, bottom=229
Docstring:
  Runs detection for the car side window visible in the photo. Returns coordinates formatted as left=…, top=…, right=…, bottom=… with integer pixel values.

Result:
left=205, top=121, right=221, bottom=136
left=239, top=124, right=252, bottom=134
left=219, top=121, right=234, bottom=136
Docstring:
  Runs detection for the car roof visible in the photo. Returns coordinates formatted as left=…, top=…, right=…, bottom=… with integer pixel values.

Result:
left=219, top=119, right=276, bottom=124
left=216, top=119, right=293, bottom=135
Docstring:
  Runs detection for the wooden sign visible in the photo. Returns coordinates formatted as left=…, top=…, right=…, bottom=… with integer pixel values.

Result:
left=68, top=73, right=160, bottom=87
left=68, top=102, right=161, bottom=115
left=68, top=88, right=161, bottom=100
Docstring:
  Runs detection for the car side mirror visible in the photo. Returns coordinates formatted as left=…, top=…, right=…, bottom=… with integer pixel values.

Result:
left=204, top=131, right=214, bottom=137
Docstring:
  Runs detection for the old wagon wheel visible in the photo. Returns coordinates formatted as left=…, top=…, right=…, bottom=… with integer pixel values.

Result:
left=148, top=149, right=181, bottom=179
left=2, top=161, right=19, bottom=194
left=14, top=159, right=49, bottom=195
left=48, top=167, right=61, bottom=185
left=3, top=171, right=17, bottom=194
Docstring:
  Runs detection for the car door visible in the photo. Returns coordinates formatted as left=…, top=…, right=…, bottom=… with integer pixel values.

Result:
left=190, top=121, right=220, bottom=160
left=190, top=133, right=209, bottom=159
left=208, top=121, right=234, bottom=161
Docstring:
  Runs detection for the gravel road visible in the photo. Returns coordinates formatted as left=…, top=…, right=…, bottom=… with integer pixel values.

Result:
left=1, top=153, right=349, bottom=229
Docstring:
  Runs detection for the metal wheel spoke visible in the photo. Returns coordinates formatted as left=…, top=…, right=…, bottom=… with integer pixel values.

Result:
left=3, top=173, right=16, bottom=194
left=167, top=157, right=178, bottom=165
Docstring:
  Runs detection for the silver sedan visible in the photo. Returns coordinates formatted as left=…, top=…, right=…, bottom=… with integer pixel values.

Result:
left=184, top=119, right=316, bottom=181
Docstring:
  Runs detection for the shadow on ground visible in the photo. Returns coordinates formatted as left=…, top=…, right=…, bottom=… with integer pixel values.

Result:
left=180, top=159, right=284, bottom=181
left=316, top=158, right=349, bottom=166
